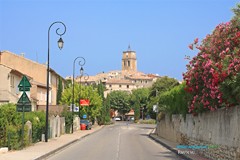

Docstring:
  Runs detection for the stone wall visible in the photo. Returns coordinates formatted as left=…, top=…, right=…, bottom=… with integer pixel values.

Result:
left=156, top=106, right=240, bottom=160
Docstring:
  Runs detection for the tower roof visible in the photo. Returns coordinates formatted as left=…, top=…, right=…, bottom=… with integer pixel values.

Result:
left=123, top=45, right=135, bottom=53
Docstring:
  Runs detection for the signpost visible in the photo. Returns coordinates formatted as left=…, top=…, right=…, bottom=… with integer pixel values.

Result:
left=83, top=114, right=87, bottom=119
left=79, top=99, right=90, bottom=106
left=16, top=75, right=32, bottom=147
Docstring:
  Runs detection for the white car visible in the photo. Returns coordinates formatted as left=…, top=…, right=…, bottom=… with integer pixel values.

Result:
left=114, top=117, right=121, bottom=121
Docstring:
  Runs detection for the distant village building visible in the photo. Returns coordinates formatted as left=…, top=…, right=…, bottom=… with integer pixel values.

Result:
left=0, top=50, right=65, bottom=111
left=69, top=46, right=159, bottom=97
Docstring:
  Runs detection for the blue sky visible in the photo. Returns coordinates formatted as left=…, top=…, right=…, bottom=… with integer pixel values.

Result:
left=0, top=0, right=239, bottom=80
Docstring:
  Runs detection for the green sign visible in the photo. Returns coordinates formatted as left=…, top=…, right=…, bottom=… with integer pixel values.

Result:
left=17, top=92, right=31, bottom=104
left=17, top=75, right=32, bottom=112
left=16, top=104, right=31, bottom=112
left=17, top=92, right=31, bottom=112
left=18, top=75, right=31, bottom=91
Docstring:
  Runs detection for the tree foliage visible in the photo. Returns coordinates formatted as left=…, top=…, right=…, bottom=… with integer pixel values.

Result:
left=232, top=3, right=240, bottom=19
left=130, top=88, right=149, bottom=120
left=60, top=83, right=102, bottom=122
left=106, top=90, right=130, bottom=115
left=57, top=78, right=63, bottom=105
left=96, top=81, right=110, bottom=125
left=60, top=106, right=72, bottom=133
left=147, top=76, right=179, bottom=118
left=158, top=82, right=190, bottom=118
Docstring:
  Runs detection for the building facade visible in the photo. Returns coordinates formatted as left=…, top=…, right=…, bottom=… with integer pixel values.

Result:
left=0, top=51, right=65, bottom=110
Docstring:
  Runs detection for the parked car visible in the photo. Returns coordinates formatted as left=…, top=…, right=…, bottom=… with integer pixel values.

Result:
left=114, top=117, right=121, bottom=121
left=80, top=119, right=92, bottom=130
left=130, top=117, right=134, bottom=121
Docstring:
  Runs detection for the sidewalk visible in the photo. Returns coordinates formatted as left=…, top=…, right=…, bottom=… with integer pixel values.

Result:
left=149, top=132, right=212, bottom=160
left=0, top=125, right=104, bottom=160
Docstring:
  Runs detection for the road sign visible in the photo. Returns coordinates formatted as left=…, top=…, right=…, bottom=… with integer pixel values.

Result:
left=74, top=106, right=79, bottom=112
left=16, top=104, right=31, bottom=112
left=17, top=92, right=31, bottom=104
left=80, top=99, right=90, bottom=106
left=18, top=75, right=31, bottom=91
left=153, top=105, right=158, bottom=112
left=83, top=114, right=87, bottom=119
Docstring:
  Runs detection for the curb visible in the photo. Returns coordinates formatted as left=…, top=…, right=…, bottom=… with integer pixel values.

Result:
left=34, top=126, right=104, bottom=160
left=148, top=133, right=193, bottom=160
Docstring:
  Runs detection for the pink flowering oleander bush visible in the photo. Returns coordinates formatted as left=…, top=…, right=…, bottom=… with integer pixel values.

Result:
left=183, top=17, right=240, bottom=114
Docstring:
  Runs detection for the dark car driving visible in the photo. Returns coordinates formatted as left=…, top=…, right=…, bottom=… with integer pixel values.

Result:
left=80, top=119, right=92, bottom=130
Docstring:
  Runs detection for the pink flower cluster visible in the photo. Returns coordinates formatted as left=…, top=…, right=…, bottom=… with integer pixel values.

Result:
left=183, top=19, right=240, bottom=114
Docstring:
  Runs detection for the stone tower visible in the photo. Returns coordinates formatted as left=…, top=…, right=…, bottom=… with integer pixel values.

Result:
left=122, top=45, right=137, bottom=72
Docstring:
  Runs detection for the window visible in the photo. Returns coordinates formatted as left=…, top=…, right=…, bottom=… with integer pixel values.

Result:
left=10, top=75, right=14, bottom=87
left=119, top=85, right=122, bottom=88
left=128, top=61, right=130, bottom=67
left=109, top=85, right=112, bottom=88
left=127, top=85, right=129, bottom=88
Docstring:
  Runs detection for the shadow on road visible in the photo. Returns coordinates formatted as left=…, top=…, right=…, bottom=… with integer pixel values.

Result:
left=139, top=133, right=149, bottom=137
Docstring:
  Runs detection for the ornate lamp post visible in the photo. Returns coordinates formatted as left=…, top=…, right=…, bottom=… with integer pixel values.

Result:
left=79, top=68, right=89, bottom=118
left=45, top=21, right=66, bottom=142
left=72, top=57, right=85, bottom=133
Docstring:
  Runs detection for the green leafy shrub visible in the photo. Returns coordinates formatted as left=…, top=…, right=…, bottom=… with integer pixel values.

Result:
left=61, top=106, right=72, bottom=133
left=158, top=83, right=190, bottom=118
left=25, top=111, right=45, bottom=143
left=139, top=119, right=156, bottom=124
left=0, top=104, right=46, bottom=149
left=219, top=73, right=240, bottom=106
left=0, top=103, right=22, bottom=149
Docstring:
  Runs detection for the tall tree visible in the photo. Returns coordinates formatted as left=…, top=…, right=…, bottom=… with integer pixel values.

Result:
left=106, top=90, right=130, bottom=116
left=232, top=3, right=240, bottom=18
left=60, top=83, right=102, bottom=121
left=96, top=81, right=110, bottom=125
left=147, top=76, right=179, bottom=118
left=56, top=78, right=63, bottom=105
left=130, top=88, right=149, bottom=120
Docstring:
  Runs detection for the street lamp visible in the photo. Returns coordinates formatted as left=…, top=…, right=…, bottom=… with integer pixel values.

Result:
left=79, top=69, right=89, bottom=118
left=45, top=21, right=66, bottom=142
left=72, top=57, right=85, bottom=133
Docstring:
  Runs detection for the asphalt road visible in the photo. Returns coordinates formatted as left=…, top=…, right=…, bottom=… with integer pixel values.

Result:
left=47, top=122, right=182, bottom=160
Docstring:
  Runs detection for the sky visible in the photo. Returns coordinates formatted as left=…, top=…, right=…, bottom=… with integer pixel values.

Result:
left=0, top=0, right=239, bottom=80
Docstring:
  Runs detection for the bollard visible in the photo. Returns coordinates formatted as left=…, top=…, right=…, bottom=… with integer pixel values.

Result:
left=41, top=134, right=45, bottom=142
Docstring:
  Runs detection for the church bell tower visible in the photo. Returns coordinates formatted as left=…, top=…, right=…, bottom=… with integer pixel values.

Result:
left=122, top=45, right=137, bottom=72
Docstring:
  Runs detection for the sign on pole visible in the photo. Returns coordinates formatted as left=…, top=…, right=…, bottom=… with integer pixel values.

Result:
left=83, top=114, right=87, bottom=119
left=74, top=106, right=79, bottom=112
left=18, top=75, right=32, bottom=91
left=69, top=104, right=79, bottom=112
left=153, top=105, right=158, bottom=113
left=16, top=75, right=32, bottom=148
left=17, top=76, right=32, bottom=112
left=80, top=99, right=90, bottom=106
